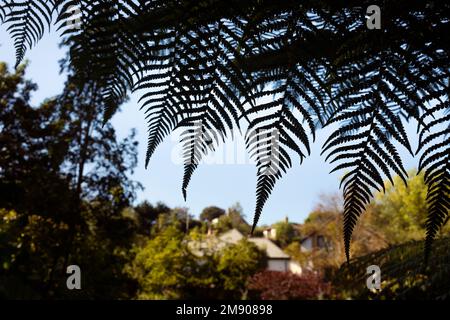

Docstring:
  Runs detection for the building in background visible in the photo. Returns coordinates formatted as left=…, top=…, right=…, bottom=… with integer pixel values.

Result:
left=189, top=229, right=302, bottom=275
left=300, top=232, right=329, bottom=252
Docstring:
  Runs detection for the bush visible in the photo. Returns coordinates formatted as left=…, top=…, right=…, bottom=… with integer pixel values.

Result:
left=248, top=271, right=331, bottom=300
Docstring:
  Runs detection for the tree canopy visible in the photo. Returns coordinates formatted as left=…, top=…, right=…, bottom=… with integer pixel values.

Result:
left=365, top=170, right=449, bottom=244
left=0, top=62, right=140, bottom=299
left=200, top=206, right=226, bottom=222
left=0, top=0, right=449, bottom=260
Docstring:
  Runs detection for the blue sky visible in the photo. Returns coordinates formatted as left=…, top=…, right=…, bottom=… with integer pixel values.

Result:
left=0, top=28, right=421, bottom=225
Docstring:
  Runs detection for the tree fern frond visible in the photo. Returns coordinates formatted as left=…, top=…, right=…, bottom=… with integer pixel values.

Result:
left=245, top=109, right=304, bottom=233
left=0, top=3, right=7, bottom=22
left=138, top=19, right=248, bottom=183
left=179, top=111, right=227, bottom=201
left=175, top=23, right=246, bottom=199
left=2, top=0, right=450, bottom=260
left=324, top=56, right=417, bottom=261
left=245, top=68, right=316, bottom=232
left=1, top=0, right=56, bottom=67
left=417, top=99, right=450, bottom=261
left=63, top=1, right=153, bottom=123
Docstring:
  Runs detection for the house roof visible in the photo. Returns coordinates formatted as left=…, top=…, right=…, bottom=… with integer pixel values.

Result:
left=218, top=229, right=290, bottom=259
left=248, top=238, right=290, bottom=259
left=219, top=229, right=244, bottom=243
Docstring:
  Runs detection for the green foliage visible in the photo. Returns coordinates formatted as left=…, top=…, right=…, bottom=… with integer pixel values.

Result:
left=283, top=241, right=304, bottom=261
left=366, top=171, right=441, bottom=244
left=299, top=174, right=448, bottom=276
left=128, top=220, right=266, bottom=299
left=127, top=222, right=200, bottom=299
left=214, top=204, right=251, bottom=234
left=273, top=221, right=296, bottom=248
left=216, top=239, right=266, bottom=295
left=1, top=0, right=449, bottom=262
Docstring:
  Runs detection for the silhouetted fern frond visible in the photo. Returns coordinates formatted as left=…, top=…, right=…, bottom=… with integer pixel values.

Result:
left=242, top=11, right=331, bottom=232
left=0, top=3, right=6, bottom=22
left=175, top=22, right=245, bottom=199
left=1, top=0, right=449, bottom=261
left=418, top=97, right=450, bottom=261
left=323, top=53, right=422, bottom=261
left=63, top=1, right=155, bottom=123
left=321, top=2, right=449, bottom=260
left=1, top=0, right=55, bottom=67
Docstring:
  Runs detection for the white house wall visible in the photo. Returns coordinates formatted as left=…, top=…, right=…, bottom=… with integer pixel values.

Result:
left=267, top=259, right=289, bottom=272
left=288, top=261, right=303, bottom=275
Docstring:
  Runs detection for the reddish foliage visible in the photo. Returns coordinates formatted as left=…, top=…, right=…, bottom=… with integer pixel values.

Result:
left=248, top=271, right=331, bottom=300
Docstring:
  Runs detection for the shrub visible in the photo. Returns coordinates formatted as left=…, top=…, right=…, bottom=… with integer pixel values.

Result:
left=248, top=271, right=331, bottom=300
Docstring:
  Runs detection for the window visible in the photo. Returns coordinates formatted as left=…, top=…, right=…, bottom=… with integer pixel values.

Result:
left=316, top=235, right=326, bottom=249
